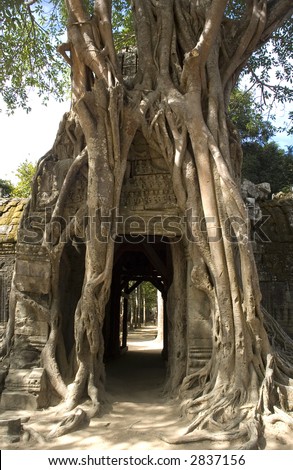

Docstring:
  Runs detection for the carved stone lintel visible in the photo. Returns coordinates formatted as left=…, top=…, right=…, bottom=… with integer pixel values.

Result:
left=0, top=368, right=48, bottom=410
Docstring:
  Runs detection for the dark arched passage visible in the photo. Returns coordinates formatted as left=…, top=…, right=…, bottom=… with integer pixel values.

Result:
left=103, top=236, right=173, bottom=359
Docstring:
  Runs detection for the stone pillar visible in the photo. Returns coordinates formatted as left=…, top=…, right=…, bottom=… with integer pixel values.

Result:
left=109, top=272, right=122, bottom=356
left=165, top=241, right=187, bottom=392
left=156, top=290, right=164, bottom=342
left=122, top=290, right=128, bottom=349
left=1, top=243, right=50, bottom=410
left=186, top=258, right=212, bottom=374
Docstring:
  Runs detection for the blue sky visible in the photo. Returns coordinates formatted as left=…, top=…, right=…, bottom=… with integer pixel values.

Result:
left=273, top=107, right=292, bottom=149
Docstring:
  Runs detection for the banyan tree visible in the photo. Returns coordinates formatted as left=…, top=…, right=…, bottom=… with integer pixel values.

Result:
left=1, top=0, right=293, bottom=448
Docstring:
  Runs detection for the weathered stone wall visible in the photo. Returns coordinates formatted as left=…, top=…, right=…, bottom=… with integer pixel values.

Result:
left=1, top=195, right=293, bottom=339
left=256, top=198, right=293, bottom=338
left=0, top=198, right=51, bottom=409
left=186, top=258, right=212, bottom=374
left=241, top=181, right=293, bottom=338
left=117, top=48, right=138, bottom=80
left=0, top=199, right=27, bottom=326
left=1, top=187, right=293, bottom=408
left=0, top=254, right=14, bottom=324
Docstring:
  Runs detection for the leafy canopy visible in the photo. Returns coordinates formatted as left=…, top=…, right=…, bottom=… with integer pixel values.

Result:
left=229, top=87, right=276, bottom=144
left=229, top=88, right=293, bottom=193
left=0, top=0, right=134, bottom=112
left=0, top=160, right=37, bottom=198
left=243, top=18, right=293, bottom=108
left=0, top=0, right=68, bottom=112
left=0, top=178, right=14, bottom=198
left=0, top=1, right=291, bottom=114
left=112, top=0, right=134, bottom=48
left=242, top=142, right=293, bottom=194
left=12, top=159, right=37, bottom=197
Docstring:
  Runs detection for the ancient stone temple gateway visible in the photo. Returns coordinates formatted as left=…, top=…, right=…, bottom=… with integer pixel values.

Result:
left=1, top=0, right=293, bottom=450
left=1, top=143, right=293, bottom=410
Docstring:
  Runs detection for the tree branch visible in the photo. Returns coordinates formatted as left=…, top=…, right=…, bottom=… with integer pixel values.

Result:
left=261, top=0, right=293, bottom=44
left=94, top=0, right=112, bottom=20
left=222, top=0, right=267, bottom=88
left=221, top=0, right=292, bottom=91
left=65, top=0, right=89, bottom=23
left=132, top=0, right=151, bottom=60
left=57, top=42, right=72, bottom=66
left=193, top=0, right=229, bottom=65
left=51, top=148, right=88, bottom=221
left=24, top=0, right=38, bottom=6
left=156, top=0, right=174, bottom=80
left=93, top=0, right=118, bottom=70
left=174, top=0, right=195, bottom=52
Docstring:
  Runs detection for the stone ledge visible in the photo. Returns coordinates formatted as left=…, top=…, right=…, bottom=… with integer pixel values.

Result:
left=0, top=417, right=21, bottom=443
left=0, top=368, right=49, bottom=410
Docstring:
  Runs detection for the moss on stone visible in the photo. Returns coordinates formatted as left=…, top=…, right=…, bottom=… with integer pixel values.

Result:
left=0, top=198, right=28, bottom=244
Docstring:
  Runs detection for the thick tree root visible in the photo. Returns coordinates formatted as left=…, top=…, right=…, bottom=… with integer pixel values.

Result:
left=266, top=406, right=293, bottom=429
left=47, top=408, right=90, bottom=440
left=238, top=417, right=262, bottom=450
left=160, top=428, right=247, bottom=445
left=22, top=425, right=47, bottom=445
left=3, top=0, right=292, bottom=452
left=160, top=408, right=263, bottom=449
left=169, top=304, right=293, bottom=448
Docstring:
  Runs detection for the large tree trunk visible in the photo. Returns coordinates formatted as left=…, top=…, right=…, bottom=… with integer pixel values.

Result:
left=4, top=0, right=293, bottom=447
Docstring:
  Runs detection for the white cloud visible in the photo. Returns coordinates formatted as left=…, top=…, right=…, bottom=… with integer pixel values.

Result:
left=0, top=97, right=70, bottom=183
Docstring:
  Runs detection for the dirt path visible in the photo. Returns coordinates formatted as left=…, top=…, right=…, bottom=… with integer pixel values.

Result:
left=1, top=326, right=292, bottom=450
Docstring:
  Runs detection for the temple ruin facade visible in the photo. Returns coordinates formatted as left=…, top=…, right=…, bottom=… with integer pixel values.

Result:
left=1, top=152, right=293, bottom=410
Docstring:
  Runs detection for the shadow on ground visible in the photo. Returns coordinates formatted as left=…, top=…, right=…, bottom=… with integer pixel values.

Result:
left=1, top=326, right=292, bottom=450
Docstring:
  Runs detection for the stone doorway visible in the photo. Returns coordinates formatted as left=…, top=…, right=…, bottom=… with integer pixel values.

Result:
left=103, top=236, right=173, bottom=361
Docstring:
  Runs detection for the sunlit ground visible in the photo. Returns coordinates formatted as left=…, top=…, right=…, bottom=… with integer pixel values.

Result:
left=1, top=326, right=292, bottom=450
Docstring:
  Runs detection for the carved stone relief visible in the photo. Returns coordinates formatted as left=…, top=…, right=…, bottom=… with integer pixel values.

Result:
left=120, top=133, right=178, bottom=214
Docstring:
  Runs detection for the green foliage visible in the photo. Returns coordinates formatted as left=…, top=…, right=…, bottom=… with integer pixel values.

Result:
left=12, top=159, right=36, bottom=197
left=229, top=88, right=276, bottom=144
left=112, top=0, right=134, bottom=49
left=0, top=1, right=291, bottom=116
left=0, top=0, right=69, bottom=112
left=225, top=0, right=246, bottom=19
left=229, top=88, right=293, bottom=193
left=242, top=17, right=293, bottom=109
left=242, top=142, right=293, bottom=194
left=0, top=178, right=14, bottom=197
left=141, top=282, right=157, bottom=311
left=0, top=1, right=134, bottom=112
left=129, top=281, right=157, bottom=315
